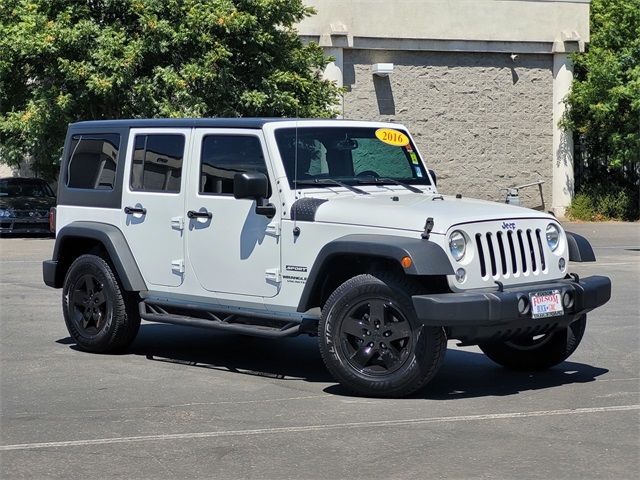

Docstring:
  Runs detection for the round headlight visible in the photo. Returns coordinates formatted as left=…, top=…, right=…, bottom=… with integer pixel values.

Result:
left=449, top=230, right=467, bottom=261
left=546, top=223, right=560, bottom=251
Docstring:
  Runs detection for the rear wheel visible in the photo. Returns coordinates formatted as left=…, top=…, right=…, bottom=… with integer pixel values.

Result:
left=479, top=315, right=587, bottom=370
left=62, top=254, right=140, bottom=353
left=319, top=274, right=447, bottom=397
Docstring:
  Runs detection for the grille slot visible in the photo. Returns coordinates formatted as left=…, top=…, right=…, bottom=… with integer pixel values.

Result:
left=535, top=229, right=546, bottom=271
left=476, top=233, right=487, bottom=278
left=507, top=231, right=517, bottom=274
left=526, top=229, right=537, bottom=272
left=486, top=233, right=498, bottom=277
left=496, top=232, right=508, bottom=275
left=517, top=230, right=528, bottom=273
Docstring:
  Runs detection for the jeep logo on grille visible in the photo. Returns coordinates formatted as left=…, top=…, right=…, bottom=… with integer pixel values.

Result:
left=501, top=222, right=516, bottom=230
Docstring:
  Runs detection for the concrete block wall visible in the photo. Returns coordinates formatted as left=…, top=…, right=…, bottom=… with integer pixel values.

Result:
left=343, top=49, right=554, bottom=209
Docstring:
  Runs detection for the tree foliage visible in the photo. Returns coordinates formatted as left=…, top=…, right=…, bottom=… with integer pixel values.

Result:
left=0, top=0, right=341, bottom=179
left=563, top=0, right=640, bottom=172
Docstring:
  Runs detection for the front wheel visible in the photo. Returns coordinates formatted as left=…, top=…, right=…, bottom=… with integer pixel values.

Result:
left=319, top=274, right=447, bottom=398
left=478, top=315, right=587, bottom=370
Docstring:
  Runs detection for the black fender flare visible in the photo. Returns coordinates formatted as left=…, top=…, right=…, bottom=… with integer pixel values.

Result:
left=296, top=234, right=454, bottom=312
left=46, top=221, right=147, bottom=291
left=565, top=231, right=596, bottom=262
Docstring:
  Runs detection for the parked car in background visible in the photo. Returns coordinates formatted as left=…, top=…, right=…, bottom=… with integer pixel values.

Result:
left=0, top=177, right=56, bottom=235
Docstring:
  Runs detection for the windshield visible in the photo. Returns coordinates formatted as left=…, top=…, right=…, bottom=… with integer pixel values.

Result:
left=275, top=127, right=431, bottom=189
left=0, top=179, right=55, bottom=198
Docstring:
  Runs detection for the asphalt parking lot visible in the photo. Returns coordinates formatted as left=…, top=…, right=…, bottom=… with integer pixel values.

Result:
left=1, top=222, right=638, bottom=479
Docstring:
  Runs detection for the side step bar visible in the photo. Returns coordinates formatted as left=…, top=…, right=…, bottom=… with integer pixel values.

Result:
left=139, top=300, right=307, bottom=338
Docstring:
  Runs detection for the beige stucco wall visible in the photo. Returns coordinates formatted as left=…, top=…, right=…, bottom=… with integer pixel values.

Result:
left=0, top=162, right=35, bottom=179
left=299, top=0, right=589, bottom=46
left=0, top=164, right=12, bottom=178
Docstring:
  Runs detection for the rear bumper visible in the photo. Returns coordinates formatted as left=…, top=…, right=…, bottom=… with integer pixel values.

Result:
left=412, top=275, right=611, bottom=344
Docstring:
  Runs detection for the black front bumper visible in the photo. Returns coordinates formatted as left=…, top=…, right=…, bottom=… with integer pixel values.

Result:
left=0, top=219, right=51, bottom=234
left=412, top=275, right=611, bottom=344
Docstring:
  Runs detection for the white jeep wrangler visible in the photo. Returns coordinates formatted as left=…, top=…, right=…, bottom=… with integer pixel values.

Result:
left=43, top=118, right=611, bottom=397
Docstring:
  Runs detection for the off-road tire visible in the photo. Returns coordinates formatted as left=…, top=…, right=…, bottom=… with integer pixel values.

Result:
left=478, top=315, right=587, bottom=370
left=319, top=273, right=447, bottom=397
left=62, top=254, right=140, bottom=353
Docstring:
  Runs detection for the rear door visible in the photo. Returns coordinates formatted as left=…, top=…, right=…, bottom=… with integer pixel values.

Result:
left=121, top=128, right=190, bottom=288
left=185, top=129, right=281, bottom=297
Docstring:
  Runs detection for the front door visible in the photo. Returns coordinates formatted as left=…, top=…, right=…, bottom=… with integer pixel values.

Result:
left=186, top=129, right=281, bottom=297
left=121, top=128, right=190, bottom=288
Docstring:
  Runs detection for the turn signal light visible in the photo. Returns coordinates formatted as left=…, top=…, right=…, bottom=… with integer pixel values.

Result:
left=400, top=256, right=413, bottom=269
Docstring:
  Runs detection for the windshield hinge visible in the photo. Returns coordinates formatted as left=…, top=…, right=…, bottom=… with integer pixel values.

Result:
left=421, top=217, right=434, bottom=240
left=265, top=223, right=281, bottom=237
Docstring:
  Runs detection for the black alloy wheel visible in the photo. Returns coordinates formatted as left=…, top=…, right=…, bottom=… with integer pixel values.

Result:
left=338, top=298, right=413, bottom=376
left=70, top=273, right=109, bottom=334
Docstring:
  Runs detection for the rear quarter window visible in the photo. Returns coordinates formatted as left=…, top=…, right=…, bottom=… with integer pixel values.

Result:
left=66, top=134, right=121, bottom=190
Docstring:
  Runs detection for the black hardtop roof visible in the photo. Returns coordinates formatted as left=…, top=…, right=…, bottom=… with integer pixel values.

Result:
left=69, top=117, right=318, bottom=129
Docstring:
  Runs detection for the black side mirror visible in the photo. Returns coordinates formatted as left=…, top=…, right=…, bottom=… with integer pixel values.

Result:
left=428, top=169, right=437, bottom=187
left=233, top=172, right=275, bottom=218
left=234, top=172, right=269, bottom=199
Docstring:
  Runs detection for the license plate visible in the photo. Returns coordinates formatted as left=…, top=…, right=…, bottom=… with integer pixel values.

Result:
left=529, top=290, right=564, bottom=319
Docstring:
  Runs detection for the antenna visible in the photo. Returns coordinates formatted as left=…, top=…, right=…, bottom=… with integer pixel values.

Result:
left=292, top=107, right=299, bottom=235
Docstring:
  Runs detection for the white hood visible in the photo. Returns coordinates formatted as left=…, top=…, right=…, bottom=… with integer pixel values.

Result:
left=308, top=192, right=553, bottom=234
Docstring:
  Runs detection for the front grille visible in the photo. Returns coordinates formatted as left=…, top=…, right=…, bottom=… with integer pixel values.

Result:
left=13, top=210, right=49, bottom=219
left=475, top=228, right=547, bottom=280
left=11, top=221, right=48, bottom=230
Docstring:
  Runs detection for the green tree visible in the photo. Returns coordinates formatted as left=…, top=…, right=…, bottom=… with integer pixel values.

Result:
left=563, top=0, right=640, bottom=174
left=0, top=0, right=340, bottom=179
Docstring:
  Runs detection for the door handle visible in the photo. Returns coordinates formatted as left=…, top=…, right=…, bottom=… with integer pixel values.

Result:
left=187, top=210, right=212, bottom=219
left=124, top=206, right=147, bottom=215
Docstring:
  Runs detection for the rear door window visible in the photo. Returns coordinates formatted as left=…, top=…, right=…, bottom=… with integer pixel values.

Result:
left=130, top=134, right=185, bottom=193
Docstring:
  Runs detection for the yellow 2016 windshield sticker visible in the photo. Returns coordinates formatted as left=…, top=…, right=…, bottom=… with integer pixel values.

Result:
left=375, top=128, right=410, bottom=147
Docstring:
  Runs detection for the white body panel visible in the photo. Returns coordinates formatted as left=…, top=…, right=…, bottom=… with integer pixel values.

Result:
left=56, top=205, right=122, bottom=236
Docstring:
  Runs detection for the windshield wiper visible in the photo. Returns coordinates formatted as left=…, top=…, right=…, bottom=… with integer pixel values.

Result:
left=356, top=177, right=423, bottom=194
left=295, top=179, right=369, bottom=195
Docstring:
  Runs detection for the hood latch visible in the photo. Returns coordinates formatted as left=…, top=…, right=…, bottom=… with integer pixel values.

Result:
left=421, top=217, right=434, bottom=240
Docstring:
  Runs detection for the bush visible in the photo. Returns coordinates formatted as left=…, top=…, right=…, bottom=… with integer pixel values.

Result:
left=566, top=183, right=639, bottom=221
left=566, top=194, right=597, bottom=221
